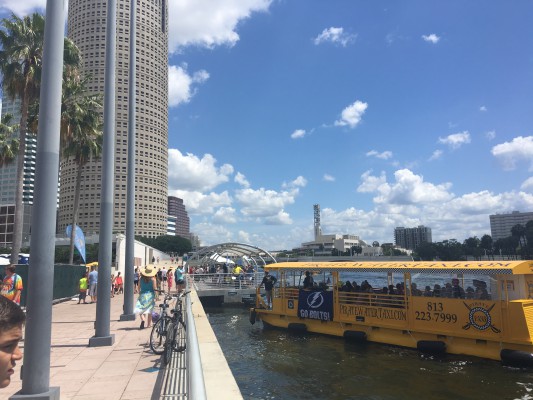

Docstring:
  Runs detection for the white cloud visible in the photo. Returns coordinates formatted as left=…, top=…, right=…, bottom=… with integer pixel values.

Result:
left=168, top=148, right=233, bottom=192
left=334, top=100, right=368, bottom=129
left=428, top=149, right=443, bottom=161
left=235, top=187, right=297, bottom=223
left=168, top=0, right=273, bottom=52
left=291, top=129, right=306, bottom=139
left=485, top=130, right=496, bottom=141
left=171, top=190, right=232, bottom=215
left=282, top=176, right=307, bottom=189
left=480, top=105, right=487, bottom=112
left=366, top=150, right=393, bottom=160
left=521, top=177, right=533, bottom=192
left=422, top=33, right=440, bottom=44
left=234, top=172, right=250, bottom=188
left=491, top=136, right=533, bottom=171
left=323, top=174, right=335, bottom=182
left=168, top=64, right=209, bottom=107
left=0, top=0, right=44, bottom=15
left=438, top=131, right=471, bottom=149
left=212, top=207, right=237, bottom=224
left=313, top=27, right=357, bottom=47
left=358, top=169, right=453, bottom=205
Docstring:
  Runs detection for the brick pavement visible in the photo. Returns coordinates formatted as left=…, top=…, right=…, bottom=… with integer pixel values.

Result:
left=1, top=295, right=162, bottom=400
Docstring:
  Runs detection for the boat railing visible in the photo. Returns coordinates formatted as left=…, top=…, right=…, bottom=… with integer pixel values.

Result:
left=337, top=290, right=406, bottom=308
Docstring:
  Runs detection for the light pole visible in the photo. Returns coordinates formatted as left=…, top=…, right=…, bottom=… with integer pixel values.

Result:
left=11, top=1, right=64, bottom=399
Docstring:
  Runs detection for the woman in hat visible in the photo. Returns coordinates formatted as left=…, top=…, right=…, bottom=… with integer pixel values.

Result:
left=134, top=265, right=158, bottom=329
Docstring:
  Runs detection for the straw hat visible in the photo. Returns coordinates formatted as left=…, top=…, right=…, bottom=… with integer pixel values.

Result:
left=141, top=264, right=158, bottom=277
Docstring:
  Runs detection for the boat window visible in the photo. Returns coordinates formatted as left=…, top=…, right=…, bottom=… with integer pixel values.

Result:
left=410, top=273, right=495, bottom=300
left=337, top=272, right=391, bottom=294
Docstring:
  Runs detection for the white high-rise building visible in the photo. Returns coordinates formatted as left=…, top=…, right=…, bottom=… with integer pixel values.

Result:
left=58, top=0, right=169, bottom=238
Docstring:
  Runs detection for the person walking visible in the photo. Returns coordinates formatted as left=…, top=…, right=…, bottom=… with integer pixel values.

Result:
left=134, top=265, right=157, bottom=329
left=78, top=272, right=88, bottom=304
left=174, top=265, right=185, bottom=293
left=167, top=267, right=174, bottom=292
left=134, top=267, right=140, bottom=294
left=0, top=265, right=23, bottom=305
left=115, top=271, right=123, bottom=294
left=88, top=265, right=98, bottom=303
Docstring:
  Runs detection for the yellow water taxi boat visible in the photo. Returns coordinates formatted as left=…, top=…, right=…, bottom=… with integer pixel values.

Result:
left=250, top=260, right=533, bottom=367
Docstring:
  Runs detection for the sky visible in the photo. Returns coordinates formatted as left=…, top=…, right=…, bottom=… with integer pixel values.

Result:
left=1, top=1, right=533, bottom=251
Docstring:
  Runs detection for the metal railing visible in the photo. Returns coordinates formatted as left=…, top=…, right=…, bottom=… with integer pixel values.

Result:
left=185, top=279, right=207, bottom=400
left=187, top=272, right=262, bottom=290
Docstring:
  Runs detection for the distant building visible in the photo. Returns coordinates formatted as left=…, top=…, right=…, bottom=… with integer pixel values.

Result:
left=301, top=204, right=382, bottom=256
left=168, top=196, right=190, bottom=237
left=0, top=96, right=36, bottom=246
left=394, top=226, right=432, bottom=250
left=490, top=211, right=533, bottom=241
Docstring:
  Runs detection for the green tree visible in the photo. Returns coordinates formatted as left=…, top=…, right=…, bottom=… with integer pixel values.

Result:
left=0, top=113, right=19, bottom=166
left=372, top=241, right=380, bottom=247
left=480, top=234, right=493, bottom=260
left=60, top=73, right=103, bottom=264
left=463, top=236, right=482, bottom=260
left=0, top=12, right=81, bottom=263
left=511, top=224, right=527, bottom=251
left=415, top=242, right=437, bottom=261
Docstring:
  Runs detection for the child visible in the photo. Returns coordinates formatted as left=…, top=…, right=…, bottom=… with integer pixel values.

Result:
left=0, top=295, right=25, bottom=388
left=78, top=272, right=88, bottom=304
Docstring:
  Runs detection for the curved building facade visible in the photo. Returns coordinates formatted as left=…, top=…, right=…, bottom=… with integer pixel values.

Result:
left=58, top=0, right=169, bottom=238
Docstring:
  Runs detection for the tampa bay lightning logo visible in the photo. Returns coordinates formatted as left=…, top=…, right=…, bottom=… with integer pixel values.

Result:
left=306, top=292, right=324, bottom=308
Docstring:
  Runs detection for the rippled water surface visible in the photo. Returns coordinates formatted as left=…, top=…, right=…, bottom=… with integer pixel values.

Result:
left=206, top=306, right=533, bottom=400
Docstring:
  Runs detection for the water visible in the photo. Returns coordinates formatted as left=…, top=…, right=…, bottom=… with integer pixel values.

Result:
left=206, top=306, right=533, bottom=400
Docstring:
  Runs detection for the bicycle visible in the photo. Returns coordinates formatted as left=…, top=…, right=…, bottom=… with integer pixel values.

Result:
left=149, top=290, right=175, bottom=355
left=163, top=290, right=190, bottom=365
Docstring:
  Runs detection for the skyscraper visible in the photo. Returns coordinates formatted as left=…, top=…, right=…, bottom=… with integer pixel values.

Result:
left=394, top=225, right=432, bottom=250
left=58, top=0, right=169, bottom=238
left=168, top=196, right=190, bottom=238
left=490, top=211, right=533, bottom=241
left=0, top=96, right=36, bottom=246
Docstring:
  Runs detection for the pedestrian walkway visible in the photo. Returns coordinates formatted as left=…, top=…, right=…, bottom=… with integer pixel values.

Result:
left=1, top=289, right=242, bottom=400
left=1, top=296, right=160, bottom=400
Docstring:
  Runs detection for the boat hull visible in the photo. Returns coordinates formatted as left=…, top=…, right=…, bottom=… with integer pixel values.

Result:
left=255, top=310, right=533, bottom=366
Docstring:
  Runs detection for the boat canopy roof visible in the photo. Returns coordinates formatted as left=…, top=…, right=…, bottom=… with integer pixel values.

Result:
left=265, top=260, right=533, bottom=275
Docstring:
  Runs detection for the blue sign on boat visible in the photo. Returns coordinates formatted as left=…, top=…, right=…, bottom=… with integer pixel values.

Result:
left=297, top=290, right=333, bottom=321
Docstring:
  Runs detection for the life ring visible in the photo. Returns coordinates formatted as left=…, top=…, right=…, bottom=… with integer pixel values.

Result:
left=417, top=340, right=446, bottom=354
left=288, top=323, right=307, bottom=332
left=249, top=308, right=257, bottom=325
left=343, top=330, right=367, bottom=342
left=500, top=349, right=533, bottom=368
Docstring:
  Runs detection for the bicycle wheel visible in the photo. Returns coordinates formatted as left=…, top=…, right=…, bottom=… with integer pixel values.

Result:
left=163, top=322, right=175, bottom=365
left=150, top=316, right=171, bottom=354
left=173, top=319, right=186, bottom=352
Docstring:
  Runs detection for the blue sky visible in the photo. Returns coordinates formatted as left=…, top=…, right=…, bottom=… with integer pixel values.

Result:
left=2, top=1, right=533, bottom=250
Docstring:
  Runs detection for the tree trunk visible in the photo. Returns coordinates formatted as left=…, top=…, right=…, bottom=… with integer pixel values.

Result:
left=68, top=162, right=83, bottom=264
left=10, top=84, right=29, bottom=265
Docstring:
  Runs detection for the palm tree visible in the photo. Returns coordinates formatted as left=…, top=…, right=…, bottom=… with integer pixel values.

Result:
left=61, top=76, right=103, bottom=264
left=0, top=12, right=80, bottom=263
left=0, top=113, right=19, bottom=166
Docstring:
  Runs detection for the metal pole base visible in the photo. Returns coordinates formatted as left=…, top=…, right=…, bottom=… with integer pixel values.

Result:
left=88, top=334, right=115, bottom=347
left=119, top=313, right=136, bottom=321
left=10, top=387, right=60, bottom=400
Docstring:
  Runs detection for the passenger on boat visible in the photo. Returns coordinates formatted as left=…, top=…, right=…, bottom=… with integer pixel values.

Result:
left=475, top=286, right=490, bottom=300
left=411, top=283, right=422, bottom=296
left=443, top=283, right=453, bottom=298
left=423, top=286, right=432, bottom=297
left=451, top=279, right=465, bottom=299
left=433, top=284, right=442, bottom=297
left=466, top=286, right=475, bottom=299
left=303, top=271, right=314, bottom=290
left=259, top=271, right=277, bottom=308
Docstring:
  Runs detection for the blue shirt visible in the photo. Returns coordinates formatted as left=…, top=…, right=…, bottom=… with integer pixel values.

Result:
left=175, top=267, right=184, bottom=281
left=88, top=270, right=98, bottom=285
